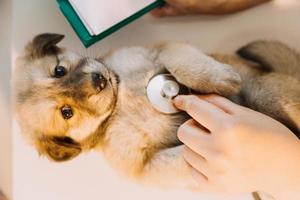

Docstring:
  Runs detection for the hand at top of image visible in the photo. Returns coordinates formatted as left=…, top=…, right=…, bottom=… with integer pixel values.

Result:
left=152, top=0, right=272, bottom=17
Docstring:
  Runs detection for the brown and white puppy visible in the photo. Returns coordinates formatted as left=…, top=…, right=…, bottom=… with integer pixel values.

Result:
left=13, top=33, right=300, bottom=189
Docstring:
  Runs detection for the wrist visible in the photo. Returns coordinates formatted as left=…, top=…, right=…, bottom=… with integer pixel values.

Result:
left=271, top=188, right=300, bottom=200
left=264, top=140, right=300, bottom=199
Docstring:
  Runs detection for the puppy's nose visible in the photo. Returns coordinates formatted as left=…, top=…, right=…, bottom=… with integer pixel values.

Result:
left=92, top=73, right=107, bottom=91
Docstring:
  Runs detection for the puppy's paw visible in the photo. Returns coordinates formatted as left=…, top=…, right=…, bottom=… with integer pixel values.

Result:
left=215, top=66, right=241, bottom=96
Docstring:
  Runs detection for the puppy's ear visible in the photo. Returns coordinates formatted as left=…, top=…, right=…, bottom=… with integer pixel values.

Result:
left=26, top=33, right=65, bottom=58
left=36, top=136, right=81, bottom=162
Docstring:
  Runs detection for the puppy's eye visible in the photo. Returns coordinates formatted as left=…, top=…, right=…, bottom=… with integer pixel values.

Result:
left=61, top=105, right=73, bottom=119
left=54, top=66, right=67, bottom=78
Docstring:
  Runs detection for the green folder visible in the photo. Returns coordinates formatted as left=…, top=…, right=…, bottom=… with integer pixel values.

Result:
left=57, top=0, right=164, bottom=48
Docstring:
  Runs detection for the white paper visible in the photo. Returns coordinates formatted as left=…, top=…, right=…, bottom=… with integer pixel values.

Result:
left=69, top=0, right=157, bottom=35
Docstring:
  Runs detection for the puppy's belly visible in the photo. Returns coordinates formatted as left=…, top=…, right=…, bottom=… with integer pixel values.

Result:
left=117, top=90, right=185, bottom=145
left=103, top=88, right=187, bottom=176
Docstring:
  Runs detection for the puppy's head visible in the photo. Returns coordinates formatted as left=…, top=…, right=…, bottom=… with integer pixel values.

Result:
left=13, top=33, right=118, bottom=162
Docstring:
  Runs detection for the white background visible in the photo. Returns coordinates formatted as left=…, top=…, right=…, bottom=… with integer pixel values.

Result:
left=1, top=0, right=299, bottom=199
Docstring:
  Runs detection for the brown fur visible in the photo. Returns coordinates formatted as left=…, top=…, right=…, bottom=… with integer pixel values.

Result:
left=13, top=33, right=300, bottom=190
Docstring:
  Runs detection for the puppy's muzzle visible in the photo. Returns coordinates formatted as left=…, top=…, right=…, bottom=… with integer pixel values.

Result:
left=92, top=73, right=107, bottom=92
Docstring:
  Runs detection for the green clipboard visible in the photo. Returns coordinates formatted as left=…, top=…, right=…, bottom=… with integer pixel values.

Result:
left=57, top=0, right=165, bottom=48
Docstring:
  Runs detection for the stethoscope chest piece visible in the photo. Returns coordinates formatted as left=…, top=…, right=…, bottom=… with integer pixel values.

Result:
left=146, top=74, right=190, bottom=114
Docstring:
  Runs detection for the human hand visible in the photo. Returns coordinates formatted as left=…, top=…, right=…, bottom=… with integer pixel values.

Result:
left=174, top=95, right=300, bottom=199
left=152, top=0, right=272, bottom=17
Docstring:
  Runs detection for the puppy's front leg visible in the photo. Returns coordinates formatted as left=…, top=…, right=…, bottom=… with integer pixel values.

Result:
left=139, top=145, right=199, bottom=190
left=154, top=43, right=241, bottom=96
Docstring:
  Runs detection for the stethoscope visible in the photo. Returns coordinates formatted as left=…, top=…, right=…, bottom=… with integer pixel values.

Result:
left=146, top=74, right=190, bottom=114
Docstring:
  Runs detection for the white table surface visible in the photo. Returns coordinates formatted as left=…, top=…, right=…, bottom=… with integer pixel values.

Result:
left=10, top=0, right=300, bottom=200
left=0, top=0, right=12, bottom=198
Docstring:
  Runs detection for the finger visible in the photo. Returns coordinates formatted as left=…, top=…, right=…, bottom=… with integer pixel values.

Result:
left=199, top=94, right=244, bottom=114
left=164, top=0, right=195, bottom=11
left=186, top=118, right=210, bottom=133
left=177, top=119, right=213, bottom=156
left=151, top=5, right=186, bottom=17
left=183, top=146, right=211, bottom=177
left=174, top=95, right=228, bottom=130
left=190, top=167, right=210, bottom=190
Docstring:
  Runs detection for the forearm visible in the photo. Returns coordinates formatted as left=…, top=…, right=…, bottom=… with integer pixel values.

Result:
left=271, top=141, right=300, bottom=200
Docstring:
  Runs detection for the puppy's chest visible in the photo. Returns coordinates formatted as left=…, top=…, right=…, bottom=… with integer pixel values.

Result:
left=105, top=47, right=184, bottom=146
left=111, top=73, right=185, bottom=146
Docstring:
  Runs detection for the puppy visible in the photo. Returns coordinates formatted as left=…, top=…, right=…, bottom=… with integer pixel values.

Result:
left=13, top=33, right=300, bottom=189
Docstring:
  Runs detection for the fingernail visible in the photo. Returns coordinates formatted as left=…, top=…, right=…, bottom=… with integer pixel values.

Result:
left=173, top=96, right=184, bottom=108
